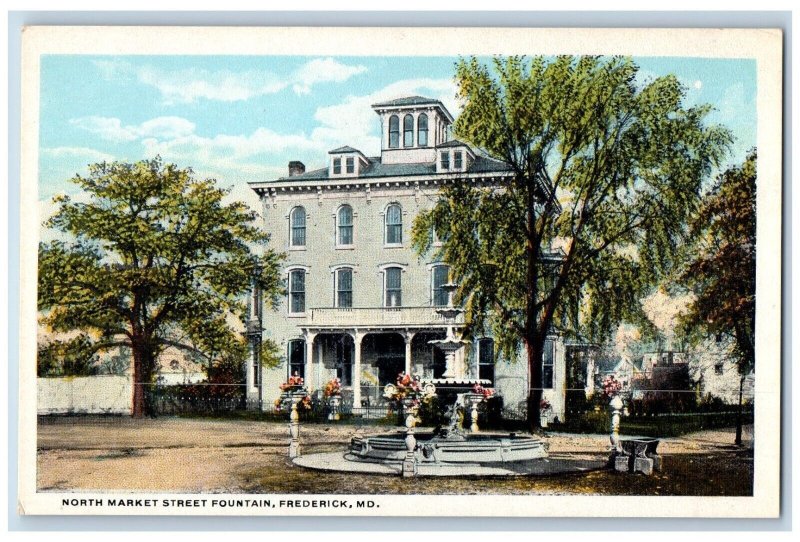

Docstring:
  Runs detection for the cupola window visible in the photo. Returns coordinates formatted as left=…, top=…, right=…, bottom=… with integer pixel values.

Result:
left=417, top=113, right=428, bottom=147
left=388, top=115, right=400, bottom=148
left=403, top=114, right=414, bottom=147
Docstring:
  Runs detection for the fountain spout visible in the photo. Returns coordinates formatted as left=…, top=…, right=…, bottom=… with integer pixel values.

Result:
left=429, top=282, right=468, bottom=379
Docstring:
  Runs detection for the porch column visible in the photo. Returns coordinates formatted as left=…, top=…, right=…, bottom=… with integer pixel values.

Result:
left=403, top=331, right=416, bottom=375
left=304, top=330, right=317, bottom=392
left=352, top=330, right=364, bottom=409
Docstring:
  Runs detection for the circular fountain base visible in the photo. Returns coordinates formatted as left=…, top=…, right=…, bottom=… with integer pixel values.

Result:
left=350, top=431, right=548, bottom=464
left=292, top=431, right=607, bottom=477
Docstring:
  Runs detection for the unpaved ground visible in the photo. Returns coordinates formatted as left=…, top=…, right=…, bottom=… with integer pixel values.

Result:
left=37, top=417, right=753, bottom=495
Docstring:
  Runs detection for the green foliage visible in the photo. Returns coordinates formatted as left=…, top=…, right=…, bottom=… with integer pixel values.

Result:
left=413, top=56, right=730, bottom=428
left=37, top=334, right=100, bottom=377
left=260, top=338, right=283, bottom=370
left=679, top=151, right=756, bottom=376
left=38, top=157, right=285, bottom=415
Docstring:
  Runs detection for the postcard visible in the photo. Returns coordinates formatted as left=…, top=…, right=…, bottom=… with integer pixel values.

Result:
left=18, top=25, right=782, bottom=517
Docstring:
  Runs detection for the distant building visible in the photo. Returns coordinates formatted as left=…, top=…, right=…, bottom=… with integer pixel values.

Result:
left=248, top=96, right=568, bottom=420
left=685, top=337, right=755, bottom=405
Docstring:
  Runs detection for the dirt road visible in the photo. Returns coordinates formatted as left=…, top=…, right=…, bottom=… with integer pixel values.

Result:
left=36, top=417, right=753, bottom=495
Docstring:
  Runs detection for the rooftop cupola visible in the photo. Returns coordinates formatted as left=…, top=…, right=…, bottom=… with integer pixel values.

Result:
left=371, top=96, right=455, bottom=165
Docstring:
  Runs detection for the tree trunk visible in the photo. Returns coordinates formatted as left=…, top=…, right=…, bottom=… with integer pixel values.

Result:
left=131, top=344, right=146, bottom=418
left=130, top=337, right=156, bottom=418
left=735, top=374, right=745, bottom=446
left=527, top=338, right=544, bottom=432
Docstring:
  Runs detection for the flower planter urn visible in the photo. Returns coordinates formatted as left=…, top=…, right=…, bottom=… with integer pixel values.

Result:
left=327, top=395, right=341, bottom=421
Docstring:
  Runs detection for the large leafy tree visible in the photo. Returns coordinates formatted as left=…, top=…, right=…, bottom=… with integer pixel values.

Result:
left=38, top=157, right=284, bottom=417
left=413, top=56, right=731, bottom=430
left=680, top=151, right=756, bottom=444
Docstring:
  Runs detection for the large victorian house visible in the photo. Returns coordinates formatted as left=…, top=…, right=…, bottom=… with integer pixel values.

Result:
left=247, top=96, right=567, bottom=420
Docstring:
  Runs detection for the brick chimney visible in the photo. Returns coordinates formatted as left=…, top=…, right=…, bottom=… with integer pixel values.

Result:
left=288, top=161, right=306, bottom=177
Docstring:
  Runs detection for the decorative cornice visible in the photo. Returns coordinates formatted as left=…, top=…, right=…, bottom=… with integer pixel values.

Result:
left=250, top=171, right=512, bottom=198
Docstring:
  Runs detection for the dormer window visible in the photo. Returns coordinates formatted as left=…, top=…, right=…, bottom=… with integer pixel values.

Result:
left=440, top=151, right=450, bottom=170
left=454, top=151, right=463, bottom=170
left=418, top=114, right=428, bottom=147
left=389, top=115, right=400, bottom=148
left=403, top=114, right=414, bottom=147
left=329, top=147, right=368, bottom=177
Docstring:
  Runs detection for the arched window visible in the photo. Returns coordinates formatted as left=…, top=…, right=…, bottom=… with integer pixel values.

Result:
left=288, top=269, right=306, bottom=314
left=478, top=338, right=495, bottom=383
left=337, top=205, right=353, bottom=246
left=432, top=265, right=450, bottom=307
left=417, top=113, right=428, bottom=147
left=384, top=267, right=402, bottom=307
left=290, top=206, right=306, bottom=247
left=403, top=114, right=414, bottom=147
left=385, top=203, right=402, bottom=245
left=335, top=268, right=353, bottom=308
left=288, top=339, right=305, bottom=378
left=388, top=115, right=400, bottom=148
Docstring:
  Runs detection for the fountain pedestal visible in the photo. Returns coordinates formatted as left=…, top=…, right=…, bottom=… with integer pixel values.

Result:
left=288, top=399, right=301, bottom=459
left=402, top=410, right=418, bottom=477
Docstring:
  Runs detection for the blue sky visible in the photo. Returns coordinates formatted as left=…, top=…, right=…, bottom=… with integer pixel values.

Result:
left=38, top=55, right=756, bottom=215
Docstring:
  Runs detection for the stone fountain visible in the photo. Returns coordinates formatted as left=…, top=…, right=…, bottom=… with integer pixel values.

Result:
left=292, top=280, right=577, bottom=476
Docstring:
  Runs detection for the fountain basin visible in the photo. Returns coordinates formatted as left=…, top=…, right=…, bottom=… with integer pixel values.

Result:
left=349, top=431, right=548, bottom=465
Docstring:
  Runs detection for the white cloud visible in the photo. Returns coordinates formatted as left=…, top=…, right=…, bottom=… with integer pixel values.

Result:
left=291, top=57, right=367, bottom=95
left=59, top=77, right=460, bottom=194
left=95, top=58, right=367, bottom=104
left=70, top=116, right=196, bottom=143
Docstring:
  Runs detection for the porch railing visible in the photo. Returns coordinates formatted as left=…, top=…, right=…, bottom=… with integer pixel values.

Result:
left=307, top=306, right=464, bottom=328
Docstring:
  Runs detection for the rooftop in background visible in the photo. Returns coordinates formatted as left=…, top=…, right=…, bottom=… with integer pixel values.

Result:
left=270, top=154, right=512, bottom=183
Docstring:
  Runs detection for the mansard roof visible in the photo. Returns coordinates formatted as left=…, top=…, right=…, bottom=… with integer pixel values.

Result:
left=328, top=145, right=363, bottom=154
left=371, top=96, right=445, bottom=108
left=271, top=154, right=512, bottom=183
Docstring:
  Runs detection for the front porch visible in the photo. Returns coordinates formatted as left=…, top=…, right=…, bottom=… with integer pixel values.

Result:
left=297, top=328, right=471, bottom=408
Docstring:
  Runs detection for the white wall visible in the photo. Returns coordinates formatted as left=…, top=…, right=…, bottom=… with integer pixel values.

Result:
left=38, top=375, right=131, bottom=415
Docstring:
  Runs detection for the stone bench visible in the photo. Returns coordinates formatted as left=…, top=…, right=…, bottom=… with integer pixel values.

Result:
left=612, top=438, right=662, bottom=475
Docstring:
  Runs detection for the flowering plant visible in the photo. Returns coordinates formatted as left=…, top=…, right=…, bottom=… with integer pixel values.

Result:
left=323, top=377, right=342, bottom=398
left=602, top=375, right=623, bottom=397
left=274, top=392, right=312, bottom=412
left=385, top=372, right=423, bottom=407
left=472, top=383, right=495, bottom=399
left=275, top=373, right=310, bottom=413
left=539, top=398, right=552, bottom=411
left=279, top=373, right=305, bottom=391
